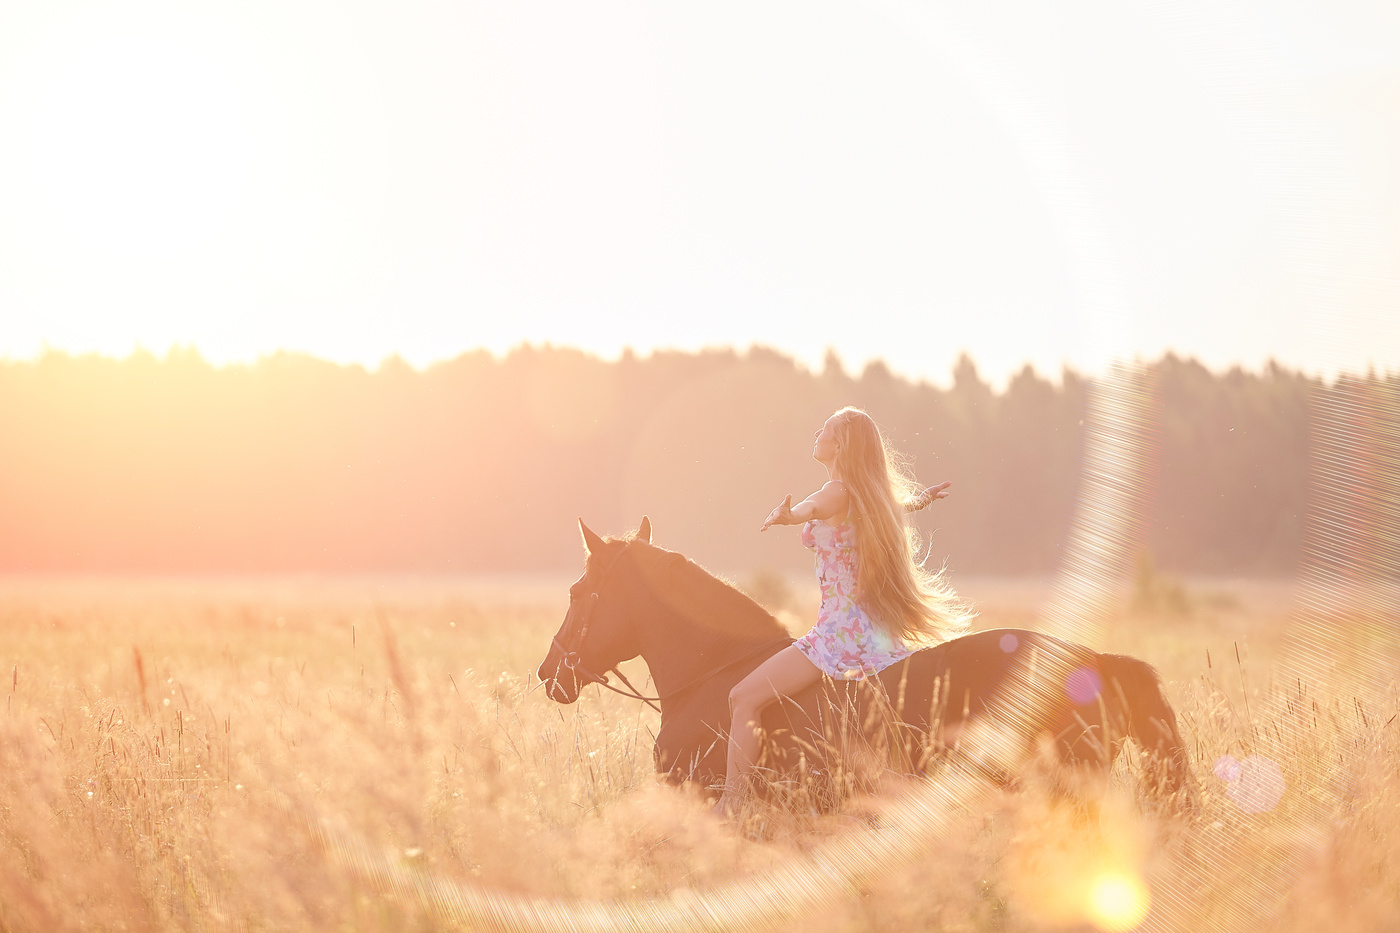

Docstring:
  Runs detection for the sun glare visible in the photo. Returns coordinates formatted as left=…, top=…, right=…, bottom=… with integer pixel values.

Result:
left=1088, top=872, right=1150, bottom=932
left=13, top=22, right=255, bottom=264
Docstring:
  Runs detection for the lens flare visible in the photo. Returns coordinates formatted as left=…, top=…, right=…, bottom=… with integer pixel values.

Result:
left=1214, top=754, right=1286, bottom=814
left=1065, top=666, right=1103, bottom=704
left=1088, top=872, right=1150, bottom=932
left=1004, top=791, right=1152, bottom=931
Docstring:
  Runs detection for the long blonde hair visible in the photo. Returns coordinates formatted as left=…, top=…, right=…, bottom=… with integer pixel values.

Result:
left=830, top=407, right=972, bottom=643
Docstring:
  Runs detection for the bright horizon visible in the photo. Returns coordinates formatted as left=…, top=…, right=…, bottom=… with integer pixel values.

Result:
left=2, top=1, right=1398, bottom=387
left=0, top=340, right=1368, bottom=393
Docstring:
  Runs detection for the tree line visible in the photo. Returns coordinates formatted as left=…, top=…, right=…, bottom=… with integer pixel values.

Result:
left=1, top=345, right=1382, bottom=577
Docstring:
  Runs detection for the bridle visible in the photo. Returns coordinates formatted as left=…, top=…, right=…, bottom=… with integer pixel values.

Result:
left=547, top=543, right=792, bottom=714
left=549, top=544, right=630, bottom=692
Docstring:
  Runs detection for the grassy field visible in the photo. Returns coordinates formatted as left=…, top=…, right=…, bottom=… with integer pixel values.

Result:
left=0, top=572, right=1396, bottom=932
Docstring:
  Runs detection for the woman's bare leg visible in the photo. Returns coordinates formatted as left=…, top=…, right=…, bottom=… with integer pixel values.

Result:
left=713, top=645, right=823, bottom=815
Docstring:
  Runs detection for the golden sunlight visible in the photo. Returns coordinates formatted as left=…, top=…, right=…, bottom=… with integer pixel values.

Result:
left=1088, top=871, right=1151, bottom=932
left=1005, top=792, right=1152, bottom=930
left=13, top=20, right=256, bottom=264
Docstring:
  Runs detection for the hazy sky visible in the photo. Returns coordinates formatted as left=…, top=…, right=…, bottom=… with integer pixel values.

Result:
left=1, top=0, right=1397, bottom=385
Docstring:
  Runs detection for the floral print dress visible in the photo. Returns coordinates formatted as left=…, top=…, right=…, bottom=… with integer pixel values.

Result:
left=793, top=519, right=913, bottom=678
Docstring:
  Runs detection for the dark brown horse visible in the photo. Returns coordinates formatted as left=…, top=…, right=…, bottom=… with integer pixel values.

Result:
left=536, top=519, right=1194, bottom=806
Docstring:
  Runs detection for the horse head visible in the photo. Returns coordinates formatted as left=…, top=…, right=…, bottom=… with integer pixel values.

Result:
left=536, top=517, right=652, bottom=703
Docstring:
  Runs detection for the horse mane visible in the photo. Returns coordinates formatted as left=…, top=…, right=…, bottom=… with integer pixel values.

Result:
left=602, top=535, right=790, bottom=644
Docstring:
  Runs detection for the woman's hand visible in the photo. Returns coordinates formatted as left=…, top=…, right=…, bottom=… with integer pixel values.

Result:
left=760, top=494, right=794, bottom=532
left=910, top=481, right=952, bottom=511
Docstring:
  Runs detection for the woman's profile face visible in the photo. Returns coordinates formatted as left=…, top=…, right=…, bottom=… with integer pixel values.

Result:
left=813, top=415, right=840, bottom=463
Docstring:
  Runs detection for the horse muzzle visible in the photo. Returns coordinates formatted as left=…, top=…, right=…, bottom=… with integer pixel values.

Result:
left=537, top=651, right=607, bottom=704
left=537, top=657, right=579, bottom=703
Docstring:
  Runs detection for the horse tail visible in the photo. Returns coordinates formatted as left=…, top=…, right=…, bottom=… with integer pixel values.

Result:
left=1098, top=653, right=1197, bottom=808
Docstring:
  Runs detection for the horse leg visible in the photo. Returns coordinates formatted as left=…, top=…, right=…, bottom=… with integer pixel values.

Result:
left=1048, top=712, right=1114, bottom=810
left=1099, top=653, right=1197, bottom=810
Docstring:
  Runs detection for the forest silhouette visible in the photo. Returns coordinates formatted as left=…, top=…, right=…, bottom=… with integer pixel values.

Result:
left=0, top=345, right=1370, bottom=577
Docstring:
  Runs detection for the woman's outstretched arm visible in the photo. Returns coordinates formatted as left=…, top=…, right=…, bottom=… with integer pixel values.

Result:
left=760, top=481, right=849, bottom=531
left=904, top=480, right=952, bottom=512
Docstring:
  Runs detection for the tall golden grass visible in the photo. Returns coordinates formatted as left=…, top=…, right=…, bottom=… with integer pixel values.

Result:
left=0, top=575, right=1395, bottom=932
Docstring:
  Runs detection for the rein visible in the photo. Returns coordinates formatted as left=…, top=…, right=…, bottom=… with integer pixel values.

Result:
left=548, top=544, right=792, bottom=713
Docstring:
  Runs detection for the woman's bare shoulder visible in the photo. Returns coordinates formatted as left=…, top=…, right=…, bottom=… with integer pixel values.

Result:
left=810, top=480, right=850, bottom=523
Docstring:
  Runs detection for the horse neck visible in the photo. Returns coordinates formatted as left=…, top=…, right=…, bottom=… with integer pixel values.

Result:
left=621, top=550, right=787, bottom=694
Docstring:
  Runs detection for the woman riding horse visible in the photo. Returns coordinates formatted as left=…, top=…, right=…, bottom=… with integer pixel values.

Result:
left=714, top=407, right=971, bottom=816
left=537, top=413, right=1195, bottom=812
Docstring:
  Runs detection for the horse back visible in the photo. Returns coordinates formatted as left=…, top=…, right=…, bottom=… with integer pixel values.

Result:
left=757, top=628, right=1109, bottom=783
left=884, top=628, right=1100, bottom=729
left=658, top=628, right=1178, bottom=800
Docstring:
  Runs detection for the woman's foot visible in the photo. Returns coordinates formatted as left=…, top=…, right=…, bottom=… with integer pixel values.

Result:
left=710, top=793, right=742, bottom=819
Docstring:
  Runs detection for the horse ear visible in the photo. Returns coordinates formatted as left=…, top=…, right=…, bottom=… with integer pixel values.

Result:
left=637, top=516, right=652, bottom=544
left=579, top=519, right=606, bottom=556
